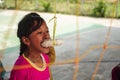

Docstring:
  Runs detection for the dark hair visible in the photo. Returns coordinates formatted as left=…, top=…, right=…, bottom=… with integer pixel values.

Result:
left=17, top=12, right=44, bottom=56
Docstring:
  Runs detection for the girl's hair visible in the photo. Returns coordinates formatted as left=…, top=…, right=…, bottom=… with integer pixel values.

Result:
left=17, top=12, right=44, bottom=56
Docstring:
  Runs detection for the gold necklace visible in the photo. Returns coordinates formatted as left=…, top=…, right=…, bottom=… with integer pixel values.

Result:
left=28, top=54, right=46, bottom=68
left=24, top=54, right=46, bottom=71
left=28, top=56, right=41, bottom=63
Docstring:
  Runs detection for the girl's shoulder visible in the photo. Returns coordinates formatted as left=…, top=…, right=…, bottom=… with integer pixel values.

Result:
left=11, top=55, right=30, bottom=72
left=14, top=55, right=28, bottom=65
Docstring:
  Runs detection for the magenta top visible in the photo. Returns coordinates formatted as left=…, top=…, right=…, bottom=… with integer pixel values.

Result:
left=9, top=53, right=50, bottom=80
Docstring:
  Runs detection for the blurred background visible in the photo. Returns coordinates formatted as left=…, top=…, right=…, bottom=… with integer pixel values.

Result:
left=0, top=0, right=120, bottom=80
left=0, top=0, right=120, bottom=18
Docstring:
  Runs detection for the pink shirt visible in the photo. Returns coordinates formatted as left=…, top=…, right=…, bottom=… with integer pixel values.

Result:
left=9, top=53, right=50, bottom=80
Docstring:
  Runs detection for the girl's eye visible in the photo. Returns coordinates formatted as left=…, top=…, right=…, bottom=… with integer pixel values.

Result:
left=37, top=32, right=42, bottom=34
left=47, top=30, right=49, bottom=33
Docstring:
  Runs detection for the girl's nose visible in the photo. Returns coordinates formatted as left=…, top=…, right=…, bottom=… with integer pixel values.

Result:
left=43, top=33, right=50, bottom=39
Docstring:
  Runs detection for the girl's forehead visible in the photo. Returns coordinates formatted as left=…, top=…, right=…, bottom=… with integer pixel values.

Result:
left=38, top=23, right=48, bottom=30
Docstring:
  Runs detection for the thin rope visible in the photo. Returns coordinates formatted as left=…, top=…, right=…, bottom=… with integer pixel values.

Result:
left=49, top=0, right=57, bottom=44
left=91, top=0, right=117, bottom=80
left=53, top=60, right=120, bottom=65
left=4, top=44, right=120, bottom=72
left=72, top=0, right=80, bottom=80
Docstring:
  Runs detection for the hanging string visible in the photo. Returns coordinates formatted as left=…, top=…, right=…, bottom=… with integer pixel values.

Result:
left=49, top=0, right=57, bottom=45
left=4, top=44, right=120, bottom=71
left=91, top=0, right=117, bottom=80
left=72, top=0, right=80, bottom=80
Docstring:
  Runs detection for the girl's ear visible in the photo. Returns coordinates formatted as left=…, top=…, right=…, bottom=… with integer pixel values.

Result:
left=22, top=36, right=30, bottom=46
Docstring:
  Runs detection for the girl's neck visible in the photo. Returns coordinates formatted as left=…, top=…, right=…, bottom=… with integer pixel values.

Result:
left=24, top=51, right=45, bottom=68
left=24, top=50, right=41, bottom=59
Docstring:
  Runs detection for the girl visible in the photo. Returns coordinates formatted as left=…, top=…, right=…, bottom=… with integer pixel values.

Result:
left=9, top=12, right=55, bottom=80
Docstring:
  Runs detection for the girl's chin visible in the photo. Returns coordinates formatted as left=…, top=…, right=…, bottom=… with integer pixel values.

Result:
left=41, top=47, right=50, bottom=54
left=39, top=45, right=50, bottom=53
left=42, top=50, right=49, bottom=54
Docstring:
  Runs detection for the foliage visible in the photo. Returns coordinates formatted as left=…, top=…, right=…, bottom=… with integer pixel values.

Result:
left=42, top=1, right=51, bottom=12
left=0, top=2, right=5, bottom=9
left=92, top=1, right=106, bottom=17
left=69, top=0, right=77, bottom=3
left=0, top=0, right=120, bottom=18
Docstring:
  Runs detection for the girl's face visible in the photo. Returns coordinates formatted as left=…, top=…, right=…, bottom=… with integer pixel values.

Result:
left=27, top=22, right=50, bottom=54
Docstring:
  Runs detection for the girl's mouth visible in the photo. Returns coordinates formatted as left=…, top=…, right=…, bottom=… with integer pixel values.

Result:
left=41, top=39, right=50, bottom=48
left=41, top=39, right=64, bottom=48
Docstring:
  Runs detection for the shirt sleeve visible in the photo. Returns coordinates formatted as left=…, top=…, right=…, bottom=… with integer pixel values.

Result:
left=112, top=65, right=120, bottom=80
